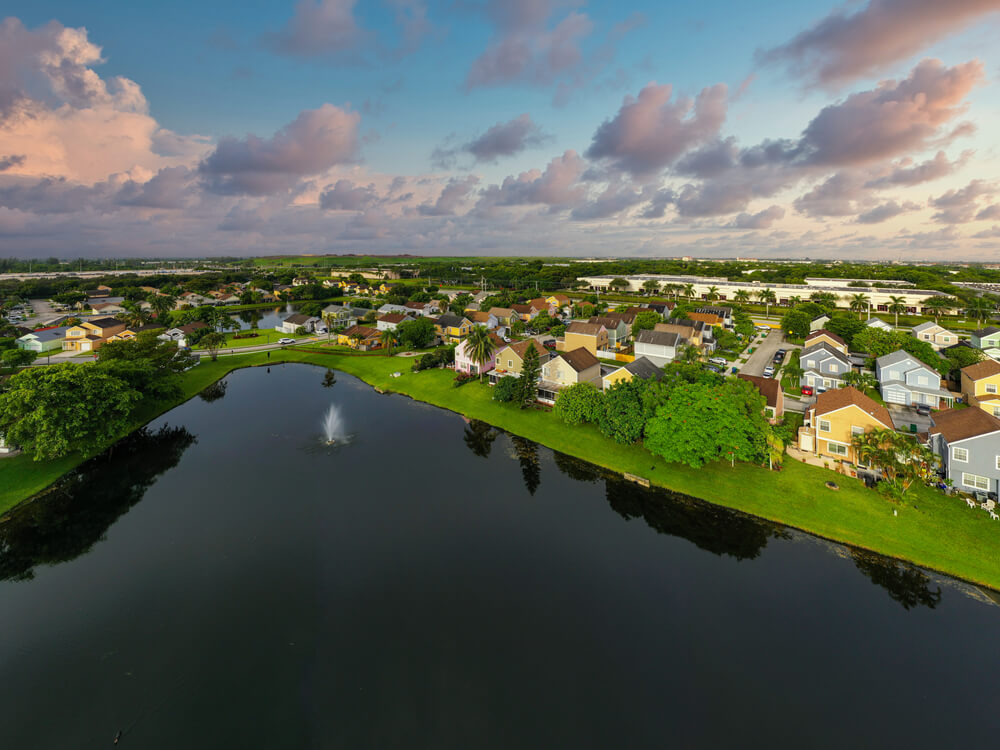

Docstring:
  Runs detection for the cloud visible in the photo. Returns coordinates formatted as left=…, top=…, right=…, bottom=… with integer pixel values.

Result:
left=729, top=205, right=785, bottom=229
left=930, top=179, right=996, bottom=223
left=0, top=154, right=25, bottom=172
left=432, top=113, right=550, bottom=167
left=977, top=204, right=1000, bottom=221
left=387, top=0, right=432, bottom=57
left=856, top=200, right=919, bottom=224
left=417, top=175, right=479, bottom=216
left=973, top=225, right=1000, bottom=239
left=475, top=150, right=586, bottom=214
left=464, top=1, right=595, bottom=90
left=262, top=0, right=368, bottom=60
left=794, top=172, right=868, bottom=218
left=319, top=179, right=379, bottom=210
left=586, top=82, right=728, bottom=177
left=570, top=181, right=644, bottom=221
left=758, top=0, right=1000, bottom=87
left=864, top=150, right=970, bottom=188
left=116, top=166, right=196, bottom=209
left=199, top=104, right=360, bottom=195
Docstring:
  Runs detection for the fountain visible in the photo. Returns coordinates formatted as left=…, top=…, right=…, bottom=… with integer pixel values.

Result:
left=322, top=404, right=346, bottom=445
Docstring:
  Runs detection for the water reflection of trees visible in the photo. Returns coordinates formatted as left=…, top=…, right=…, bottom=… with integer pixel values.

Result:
left=463, top=420, right=498, bottom=459
left=850, top=549, right=942, bottom=610
left=511, top=437, right=541, bottom=495
left=199, top=379, right=228, bottom=402
left=0, top=425, right=196, bottom=582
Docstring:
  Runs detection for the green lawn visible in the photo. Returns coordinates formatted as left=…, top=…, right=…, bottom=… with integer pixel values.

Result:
left=193, top=329, right=278, bottom=350
left=3, top=347, right=1000, bottom=589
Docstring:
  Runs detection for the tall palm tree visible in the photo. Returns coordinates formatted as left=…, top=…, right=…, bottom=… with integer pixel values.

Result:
left=886, top=295, right=907, bottom=327
left=679, top=344, right=702, bottom=363
left=706, top=285, right=720, bottom=302
left=921, top=296, right=954, bottom=323
left=148, top=293, right=173, bottom=324
left=848, top=293, right=870, bottom=321
left=733, top=289, right=751, bottom=305
left=323, top=312, right=337, bottom=342
left=964, top=296, right=995, bottom=324
left=642, top=279, right=660, bottom=296
left=787, top=295, right=802, bottom=307
left=682, top=283, right=695, bottom=300
left=465, top=325, right=496, bottom=382
left=379, top=327, right=397, bottom=355
left=119, top=301, right=148, bottom=330
left=756, top=289, right=776, bottom=317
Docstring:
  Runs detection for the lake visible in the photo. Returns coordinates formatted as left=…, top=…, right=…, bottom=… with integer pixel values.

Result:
left=1, top=364, right=997, bottom=748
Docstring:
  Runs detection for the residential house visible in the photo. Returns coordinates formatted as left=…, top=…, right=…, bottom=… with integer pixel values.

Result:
left=338, top=325, right=381, bottom=350
left=928, top=407, right=1000, bottom=495
left=489, top=307, right=517, bottom=326
left=454, top=332, right=505, bottom=376
left=159, top=322, right=208, bottom=348
left=800, top=342, right=852, bottom=391
left=546, top=294, right=571, bottom=308
left=351, top=307, right=376, bottom=324
left=694, top=306, right=733, bottom=327
left=564, top=322, right=608, bottom=356
left=90, top=301, right=127, bottom=315
left=405, top=300, right=441, bottom=317
left=62, top=317, right=127, bottom=352
left=971, top=326, right=1000, bottom=350
left=376, top=313, right=409, bottom=331
left=960, top=359, right=1000, bottom=417
left=912, top=321, right=958, bottom=350
left=634, top=329, right=681, bottom=367
left=865, top=317, right=894, bottom=331
left=654, top=318, right=714, bottom=351
left=278, top=314, right=319, bottom=334
left=538, top=347, right=601, bottom=402
left=588, top=316, right=628, bottom=349
left=108, top=323, right=162, bottom=342
left=798, top=387, right=894, bottom=464
left=490, top=339, right=551, bottom=383
left=738, top=373, right=785, bottom=422
left=177, top=291, right=215, bottom=308
left=435, top=314, right=473, bottom=343
left=645, top=302, right=674, bottom=316
left=803, top=329, right=849, bottom=354
left=16, top=326, right=70, bottom=352
left=527, top=298, right=555, bottom=315
left=378, top=303, right=411, bottom=316
left=810, top=314, right=831, bottom=331
left=323, top=304, right=359, bottom=329
left=605, top=310, right=637, bottom=336
left=602, top=356, right=664, bottom=390
left=510, top=303, right=540, bottom=321
left=876, top=350, right=953, bottom=408
left=292, top=277, right=311, bottom=286
left=467, top=310, right=499, bottom=328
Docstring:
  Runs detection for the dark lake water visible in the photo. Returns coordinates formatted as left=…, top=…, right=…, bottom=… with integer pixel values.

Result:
left=1, top=364, right=997, bottom=748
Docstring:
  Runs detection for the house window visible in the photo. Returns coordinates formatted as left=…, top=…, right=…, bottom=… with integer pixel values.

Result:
left=962, top=473, right=990, bottom=491
left=851, top=426, right=865, bottom=436
left=828, top=442, right=849, bottom=457
left=943, top=337, right=951, bottom=343
left=993, top=407, right=1000, bottom=418
left=508, top=360, right=513, bottom=368
left=986, top=384, right=997, bottom=394
left=952, top=446, right=969, bottom=462
left=830, top=364, right=838, bottom=373
left=806, top=359, right=815, bottom=367
left=996, top=455, right=1000, bottom=471
left=823, top=379, right=832, bottom=388
left=818, top=419, right=831, bottom=433
left=923, top=335, right=930, bottom=340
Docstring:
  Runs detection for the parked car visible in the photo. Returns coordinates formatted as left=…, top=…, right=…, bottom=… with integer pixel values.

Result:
left=800, top=385, right=814, bottom=397
left=709, top=357, right=727, bottom=366
left=277, top=337, right=296, bottom=344
left=915, top=403, right=932, bottom=416
left=763, top=365, right=775, bottom=378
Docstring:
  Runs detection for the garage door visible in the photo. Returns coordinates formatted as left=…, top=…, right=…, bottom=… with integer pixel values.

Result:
left=884, top=388, right=907, bottom=405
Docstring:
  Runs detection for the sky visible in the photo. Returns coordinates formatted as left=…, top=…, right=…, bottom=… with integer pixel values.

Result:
left=1, top=0, right=999, bottom=260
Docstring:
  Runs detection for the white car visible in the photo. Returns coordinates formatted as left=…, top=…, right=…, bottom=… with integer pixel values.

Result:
left=277, top=337, right=296, bottom=345
left=709, top=357, right=727, bottom=366
left=763, top=365, right=775, bottom=378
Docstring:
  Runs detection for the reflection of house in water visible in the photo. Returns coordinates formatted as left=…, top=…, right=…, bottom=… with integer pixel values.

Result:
left=0, top=425, right=196, bottom=582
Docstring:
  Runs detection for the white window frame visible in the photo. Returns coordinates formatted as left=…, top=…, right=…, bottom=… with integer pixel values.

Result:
left=827, top=442, right=849, bottom=457
left=986, top=384, right=998, bottom=394
left=962, top=473, right=989, bottom=491
left=995, top=455, right=1000, bottom=471
left=818, top=419, right=831, bottom=433
left=952, top=446, right=969, bottom=463
left=851, top=426, right=865, bottom=437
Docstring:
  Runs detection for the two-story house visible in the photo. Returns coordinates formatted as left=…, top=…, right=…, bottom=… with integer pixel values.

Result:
left=876, top=350, right=953, bottom=408
left=538, top=347, right=601, bottom=403
left=490, top=339, right=551, bottom=383
left=563, top=322, right=608, bottom=356
left=376, top=313, right=410, bottom=332
left=737, top=373, right=784, bottom=423
left=971, top=326, right=1000, bottom=351
left=324, top=304, right=360, bottom=330
left=798, top=387, right=894, bottom=465
left=694, top=306, right=733, bottom=328
left=511, top=303, right=540, bottom=321
left=602, top=356, right=664, bottom=390
left=928, top=407, right=1000, bottom=495
left=435, top=314, right=472, bottom=344
left=960, top=359, right=1000, bottom=417
left=467, top=311, right=499, bottom=329
left=634, top=329, right=681, bottom=367
left=912, top=321, right=958, bottom=350
left=62, top=317, right=127, bottom=352
left=587, top=316, right=628, bottom=349
left=454, top=332, right=505, bottom=376
left=803, top=329, right=848, bottom=354
left=654, top=319, right=713, bottom=351
left=800, top=342, right=851, bottom=391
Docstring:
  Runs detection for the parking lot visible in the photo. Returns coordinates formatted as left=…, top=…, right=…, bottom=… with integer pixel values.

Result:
left=739, top=328, right=789, bottom=377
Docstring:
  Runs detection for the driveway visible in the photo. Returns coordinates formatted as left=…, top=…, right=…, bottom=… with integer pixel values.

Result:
left=887, top=405, right=932, bottom=433
left=739, top=329, right=786, bottom=377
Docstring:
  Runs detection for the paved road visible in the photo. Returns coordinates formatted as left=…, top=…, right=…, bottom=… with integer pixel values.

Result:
left=739, top=329, right=786, bottom=377
left=27, top=298, right=64, bottom=327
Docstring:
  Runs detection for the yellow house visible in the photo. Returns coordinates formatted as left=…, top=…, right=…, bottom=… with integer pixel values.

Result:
left=798, top=387, right=894, bottom=464
left=803, top=329, right=849, bottom=355
left=601, top=356, right=663, bottom=390
left=546, top=294, right=571, bottom=308
left=960, top=359, right=1000, bottom=417
left=62, top=317, right=127, bottom=352
left=337, top=325, right=381, bottom=350
left=563, top=322, right=608, bottom=356
left=435, top=314, right=472, bottom=343
left=491, top=339, right=550, bottom=381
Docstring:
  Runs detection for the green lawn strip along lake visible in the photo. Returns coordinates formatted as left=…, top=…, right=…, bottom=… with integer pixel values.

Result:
left=3, top=347, right=999, bottom=590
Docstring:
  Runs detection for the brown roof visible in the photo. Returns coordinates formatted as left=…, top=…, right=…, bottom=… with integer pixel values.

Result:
left=805, top=329, right=847, bottom=346
left=343, top=325, right=379, bottom=338
left=511, top=303, right=533, bottom=314
left=566, top=321, right=605, bottom=336
left=528, top=298, right=551, bottom=309
left=930, top=407, right=1000, bottom=443
left=377, top=313, right=408, bottom=324
left=605, top=310, right=637, bottom=323
left=687, top=311, right=723, bottom=325
left=559, top=347, right=599, bottom=372
left=468, top=311, right=495, bottom=323
left=404, top=301, right=426, bottom=309
left=550, top=294, right=571, bottom=303
left=178, top=321, right=208, bottom=334
left=737, top=374, right=781, bottom=409
left=588, top=316, right=622, bottom=329
left=961, top=359, right=1000, bottom=381
left=812, top=386, right=893, bottom=428
left=502, top=339, right=548, bottom=360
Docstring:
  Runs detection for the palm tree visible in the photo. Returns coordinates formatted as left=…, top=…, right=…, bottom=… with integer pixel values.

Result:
left=733, top=289, right=751, bottom=306
left=843, top=370, right=877, bottom=392
left=810, top=291, right=838, bottom=308
left=119, top=301, right=148, bottom=330
left=465, top=325, right=497, bottom=382
left=679, top=344, right=702, bottom=363
left=848, top=293, right=870, bottom=321
left=787, top=295, right=802, bottom=307
left=379, top=327, right=397, bottom=355
left=148, top=293, right=173, bottom=324
left=756, top=289, right=776, bottom=317
left=964, top=296, right=995, bottom=324
left=921, top=296, right=954, bottom=323
left=642, top=279, right=660, bottom=296
left=323, top=312, right=337, bottom=342
left=886, top=295, right=907, bottom=327
left=706, top=285, right=720, bottom=302
left=682, top=283, right=695, bottom=300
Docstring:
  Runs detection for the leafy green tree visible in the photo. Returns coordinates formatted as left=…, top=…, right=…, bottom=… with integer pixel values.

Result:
left=642, top=279, right=661, bottom=295
left=608, top=277, right=630, bottom=292
left=942, top=345, right=983, bottom=374
left=2, top=348, right=37, bottom=369
left=200, top=332, right=226, bottom=361
left=519, top=344, right=541, bottom=408
left=395, top=317, right=436, bottom=349
left=780, top=309, right=811, bottom=339
left=842, top=370, right=877, bottom=391
left=852, top=429, right=938, bottom=501
left=553, top=382, right=603, bottom=425
left=810, top=291, right=838, bottom=309
left=598, top=378, right=650, bottom=444
left=921, top=296, right=954, bottom=322
left=551, top=324, right=566, bottom=338
left=492, top=375, right=520, bottom=402
left=644, top=379, right=773, bottom=468
left=632, top=310, right=661, bottom=333
left=0, top=364, right=142, bottom=460
left=824, top=316, right=865, bottom=348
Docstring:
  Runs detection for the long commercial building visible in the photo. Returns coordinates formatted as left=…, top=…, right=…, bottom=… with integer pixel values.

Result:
left=576, top=274, right=948, bottom=313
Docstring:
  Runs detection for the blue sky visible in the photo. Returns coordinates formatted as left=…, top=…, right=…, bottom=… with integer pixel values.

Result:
left=1, top=1, right=999, bottom=258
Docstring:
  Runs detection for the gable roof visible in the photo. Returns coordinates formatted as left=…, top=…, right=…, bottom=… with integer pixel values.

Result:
left=588, top=316, right=623, bottom=329
left=636, top=329, right=681, bottom=348
left=876, top=349, right=930, bottom=369
left=559, top=347, right=599, bottom=372
left=84, top=317, right=124, bottom=328
left=18, top=325, right=70, bottom=342
left=436, top=313, right=469, bottom=329
left=467, top=310, right=495, bottom=323
left=812, top=386, right=893, bottom=428
left=911, top=321, right=940, bottom=334
left=624, top=356, right=664, bottom=380
left=812, top=313, right=831, bottom=321
left=284, top=313, right=315, bottom=325
left=377, top=313, right=408, bottom=324
left=488, top=306, right=515, bottom=317
left=566, top=321, right=605, bottom=336
left=801, top=341, right=850, bottom=362
left=961, top=358, right=1000, bottom=381
left=930, top=407, right=1000, bottom=444
left=510, top=303, right=533, bottom=314
left=974, top=326, right=1000, bottom=337
left=501, top=338, right=548, bottom=360
left=177, top=321, right=208, bottom=334
left=343, top=324, right=379, bottom=338
left=737, top=373, right=781, bottom=409
left=805, top=329, right=846, bottom=347
left=527, top=298, right=551, bottom=309
left=404, top=301, right=426, bottom=309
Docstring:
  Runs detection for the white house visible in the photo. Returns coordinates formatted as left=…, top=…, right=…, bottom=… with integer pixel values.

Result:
left=278, top=314, right=319, bottom=334
left=634, top=329, right=681, bottom=367
left=866, top=317, right=894, bottom=331
left=875, top=350, right=953, bottom=408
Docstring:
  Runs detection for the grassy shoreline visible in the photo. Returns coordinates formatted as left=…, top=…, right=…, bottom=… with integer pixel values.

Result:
left=3, top=348, right=999, bottom=590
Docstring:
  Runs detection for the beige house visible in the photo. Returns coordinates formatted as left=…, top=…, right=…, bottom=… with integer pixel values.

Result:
left=563, top=322, right=608, bottom=356
left=803, top=329, right=848, bottom=355
left=960, top=359, right=1000, bottom=417
left=798, top=387, right=894, bottom=465
left=490, top=339, right=551, bottom=382
left=912, top=321, right=958, bottom=350
left=538, top=347, right=601, bottom=402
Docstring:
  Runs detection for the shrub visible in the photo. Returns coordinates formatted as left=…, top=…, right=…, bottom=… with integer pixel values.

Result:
left=453, top=372, right=474, bottom=387
left=553, top=382, right=603, bottom=425
left=493, top=375, right=520, bottom=402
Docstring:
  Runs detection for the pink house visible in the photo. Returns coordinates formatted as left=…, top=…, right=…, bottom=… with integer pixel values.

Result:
left=454, top=333, right=504, bottom=375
